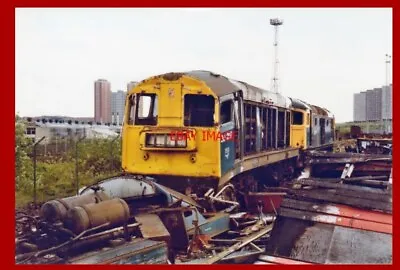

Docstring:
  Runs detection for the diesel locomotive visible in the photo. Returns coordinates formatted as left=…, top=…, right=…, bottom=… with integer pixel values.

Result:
left=121, top=71, right=334, bottom=195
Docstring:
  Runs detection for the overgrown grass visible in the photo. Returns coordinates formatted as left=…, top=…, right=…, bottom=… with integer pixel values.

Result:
left=15, top=118, right=122, bottom=209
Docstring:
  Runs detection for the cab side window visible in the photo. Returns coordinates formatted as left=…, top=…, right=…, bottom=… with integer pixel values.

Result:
left=220, top=101, right=233, bottom=125
left=134, top=94, right=158, bottom=126
left=292, top=111, right=303, bottom=125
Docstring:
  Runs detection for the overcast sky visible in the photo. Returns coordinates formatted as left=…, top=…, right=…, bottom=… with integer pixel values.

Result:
left=15, top=8, right=392, bottom=123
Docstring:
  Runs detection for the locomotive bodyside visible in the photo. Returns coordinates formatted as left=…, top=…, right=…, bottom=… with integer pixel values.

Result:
left=307, top=103, right=335, bottom=149
left=122, top=71, right=334, bottom=192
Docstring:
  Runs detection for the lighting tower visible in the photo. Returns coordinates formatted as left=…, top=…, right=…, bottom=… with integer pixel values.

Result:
left=384, top=54, right=392, bottom=133
left=270, top=18, right=283, bottom=93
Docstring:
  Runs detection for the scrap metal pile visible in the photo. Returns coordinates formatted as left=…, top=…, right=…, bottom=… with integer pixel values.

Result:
left=15, top=147, right=393, bottom=264
left=258, top=150, right=393, bottom=264
left=335, top=137, right=392, bottom=155
left=15, top=176, right=277, bottom=264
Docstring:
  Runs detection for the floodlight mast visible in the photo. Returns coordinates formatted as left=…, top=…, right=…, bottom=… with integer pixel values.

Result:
left=270, top=18, right=283, bottom=94
left=383, top=54, right=391, bottom=133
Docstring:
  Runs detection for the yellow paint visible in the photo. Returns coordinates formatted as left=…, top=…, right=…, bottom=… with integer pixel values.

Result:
left=290, top=109, right=309, bottom=149
left=122, top=75, right=221, bottom=178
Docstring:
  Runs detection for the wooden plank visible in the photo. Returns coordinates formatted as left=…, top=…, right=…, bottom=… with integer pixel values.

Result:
left=306, top=151, right=391, bottom=159
left=306, top=156, right=392, bottom=165
left=323, top=188, right=391, bottom=202
left=298, top=176, right=390, bottom=188
left=292, top=184, right=391, bottom=203
left=344, top=175, right=388, bottom=181
left=289, top=190, right=392, bottom=213
left=294, top=179, right=390, bottom=197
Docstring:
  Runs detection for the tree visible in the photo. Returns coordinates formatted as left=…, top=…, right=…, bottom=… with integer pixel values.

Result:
left=15, top=116, right=34, bottom=195
left=15, top=121, right=123, bottom=207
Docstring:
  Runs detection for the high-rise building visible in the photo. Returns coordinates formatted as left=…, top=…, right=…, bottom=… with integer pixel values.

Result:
left=94, top=79, right=112, bottom=124
left=382, top=84, right=392, bottom=120
left=353, top=91, right=366, bottom=122
left=111, top=90, right=127, bottom=125
left=365, top=88, right=382, bottom=121
left=353, top=84, right=392, bottom=122
left=127, top=81, right=138, bottom=92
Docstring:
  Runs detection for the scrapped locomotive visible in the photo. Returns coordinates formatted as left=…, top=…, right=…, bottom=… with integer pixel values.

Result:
left=122, top=71, right=335, bottom=194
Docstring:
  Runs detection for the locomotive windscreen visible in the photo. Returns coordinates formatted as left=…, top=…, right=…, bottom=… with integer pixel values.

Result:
left=184, top=94, right=215, bottom=127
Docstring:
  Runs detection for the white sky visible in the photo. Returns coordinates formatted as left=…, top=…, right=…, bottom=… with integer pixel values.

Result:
left=15, top=8, right=392, bottom=123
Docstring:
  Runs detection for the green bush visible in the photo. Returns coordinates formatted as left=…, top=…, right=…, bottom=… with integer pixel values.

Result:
left=15, top=116, right=122, bottom=208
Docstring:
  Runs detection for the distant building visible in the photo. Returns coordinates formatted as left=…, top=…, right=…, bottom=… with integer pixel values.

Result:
left=111, top=90, right=127, bottom=125
left=353, top=84, right=392, bottom=122
left=94, top=79, right=112, bottom=124
left=127, top=81, right=138, bottom=92
left=22, top=118, right=119, bottom=144
left=353, top=92, right=366, bottom=122
left=365, top=88, right=382, bottom=121
left=93, top=79, right=143, bottom=126
left=382, top=85, right=392, bottom=120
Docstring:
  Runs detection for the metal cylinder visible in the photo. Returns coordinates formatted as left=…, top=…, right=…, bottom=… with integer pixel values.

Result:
left=64, top=198, right=130, bottom=234
left=40, top=192, right=110, bottom=222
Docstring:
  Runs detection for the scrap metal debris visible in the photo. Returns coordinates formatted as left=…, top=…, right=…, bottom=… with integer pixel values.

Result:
left=262, top=150, right=392, bottom=264
left=15, top=147, right=393, bottom=265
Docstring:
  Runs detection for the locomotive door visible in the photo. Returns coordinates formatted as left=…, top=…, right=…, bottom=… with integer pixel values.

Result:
left=320, top=118, right=326, bottom=145
left=234, top=96, right=242, bottom=160
left=220, top=94, right=236, bottom=175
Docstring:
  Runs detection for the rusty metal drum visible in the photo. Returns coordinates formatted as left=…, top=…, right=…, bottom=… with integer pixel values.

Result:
left=40, top=191, right=110, bottom=222
left=64, top=198, right=130, bottom=234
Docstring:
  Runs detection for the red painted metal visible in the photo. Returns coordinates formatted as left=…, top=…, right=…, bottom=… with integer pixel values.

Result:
left=245, top=192, right=286, bottom=213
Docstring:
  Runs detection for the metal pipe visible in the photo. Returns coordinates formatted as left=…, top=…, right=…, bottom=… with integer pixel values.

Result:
left=209, top=195, right=240, bottom=206
left=33, top=136, right=45, bottom=207
left=79, top=222, right=140, bottom=241
left=75, top=135, right=86, bottom=196
left=18, top=222, right=110, bottom=263
left=214, top=184, right=235, bottom=198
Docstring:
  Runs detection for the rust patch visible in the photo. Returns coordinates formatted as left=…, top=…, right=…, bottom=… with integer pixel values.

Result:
left=162, top=72, right=185, bottom=81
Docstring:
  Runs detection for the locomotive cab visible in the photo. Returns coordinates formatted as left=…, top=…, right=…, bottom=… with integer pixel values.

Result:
left=122, top=73, right=223, bottom=192
left=289, top=98, right=311, bottom=149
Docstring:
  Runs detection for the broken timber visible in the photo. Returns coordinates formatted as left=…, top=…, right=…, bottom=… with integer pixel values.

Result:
left=305, top=151, right=392, bottom=178
left=183, top=224, right=273, bottom=264
left=292, top=179, right=392, bottom=213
